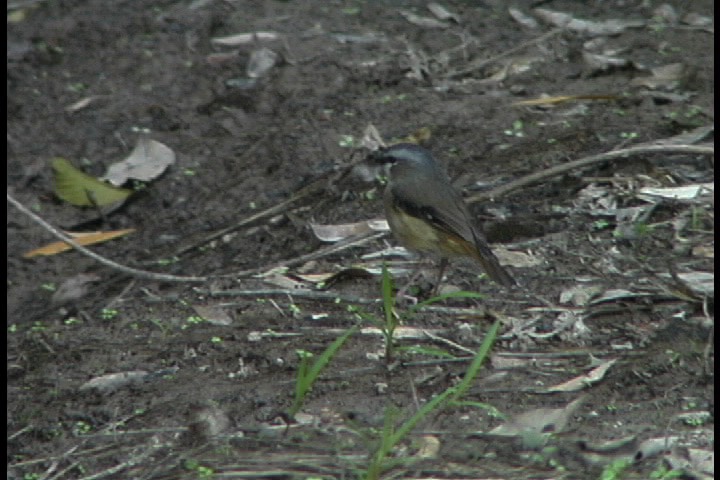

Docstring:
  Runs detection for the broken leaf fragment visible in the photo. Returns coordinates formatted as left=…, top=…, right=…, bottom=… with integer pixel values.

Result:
left=247, top=47, right=279, bottom=78
left=52, top=157, right=133, bottom=207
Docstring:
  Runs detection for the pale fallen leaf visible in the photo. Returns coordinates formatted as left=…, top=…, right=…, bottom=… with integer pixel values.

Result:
left=653, top=4, right=678, bottom=24
left=399, top=10, right=449, bottom=29
left=491, top=396, right=585, bottom=436
left=534, top=8, right=645, bottom=36
left=331, top=32, right=386, bottom=44
left=361, top=326, right=442, bottom=339
left=65, top=95, right=104, bottom=113
left=673, top=272, right=714, bottom=297
left=682, top=12, right=713, bottom=27
left=211, top=31, right=280, bottom=46
left=193, top=304, right=233, bottom=326
left=310, top=220, right=388, bottom=242
left=360, top=123, right=387, bottom=151
left=495, top=248, right=541, bottom=268
left=260, top=273, right=310, bottom=290
left=247, top=331, right=302, bottom=343
left=187, top=404, right=231, bottom=440
left=635, top=436, right=679, bottom=460
left=691, top=244, right=713, bottom=258
left=588, top=288, right=653, bottom=304
left=416, top=435, right=441, bottom=458
left=577, top=435, right=641, bottom=466
left=297, top=268, right=369, bottom=284
left=545, top=358, right=617, bottom=392
left=631, top=62, right=686, bottom=89
left=102, top=138, right=176, bottom=186
left=51, top=273, right=101, bottom=306
left=7, top=8, right=27, bottom=23
left=559, top=285, right=604, bottom=307
left=679, top=448, right=714, bottom=478
left=79, top=370, right=150, bottom=394
left=582, top=51, right=631, bottom=72
left=295, top=265, right=408, bottom=284
left=427, top=3, right=459, bottom=23
left=361, top=246, right=413, bottom=260
left=637, top=182, right=713, bottom=201
left=490, top=354, right=533, bottom=370
left=508, top=8, right=539, bottom=29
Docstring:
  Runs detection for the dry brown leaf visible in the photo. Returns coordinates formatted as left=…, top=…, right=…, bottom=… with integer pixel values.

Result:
left=23, top=229, right=135, bottom=258
left=513, top=94, right=618, bottom=106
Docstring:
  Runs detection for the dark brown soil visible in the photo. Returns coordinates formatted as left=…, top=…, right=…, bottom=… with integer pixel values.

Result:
left=8, top=1, right=714, bottom=479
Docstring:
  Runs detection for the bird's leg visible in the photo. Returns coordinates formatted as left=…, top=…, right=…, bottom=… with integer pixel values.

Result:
left=395, top=266, right=423, bottom=305
left=431, top=257, right=448, bottom=297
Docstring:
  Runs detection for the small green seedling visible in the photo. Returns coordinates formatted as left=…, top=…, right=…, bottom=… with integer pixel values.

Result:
left=288, top=325, right=358, bottom=418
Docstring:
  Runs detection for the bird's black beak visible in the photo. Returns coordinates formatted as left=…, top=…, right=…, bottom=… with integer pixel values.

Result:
left=367, top=148, right=393, bottom=165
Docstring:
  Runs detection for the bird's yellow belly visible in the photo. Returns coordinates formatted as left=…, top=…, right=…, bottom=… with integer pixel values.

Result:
left=387, top=207, right=471, bottom=257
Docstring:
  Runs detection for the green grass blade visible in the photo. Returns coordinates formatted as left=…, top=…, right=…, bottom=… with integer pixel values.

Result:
left=381, top=262, right=394, bottom=325
left=363, top=318, right=500, bottom=478
left=450, top=320, right=499, bottom=401
left=410, top=290, right=485, bottom=313
left=388, top=321, right=499, bottom=444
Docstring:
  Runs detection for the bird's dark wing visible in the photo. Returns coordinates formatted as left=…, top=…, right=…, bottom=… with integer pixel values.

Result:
left=390, top=176, right=476, bottom=243
left=390, top=176, right=517, bottom=287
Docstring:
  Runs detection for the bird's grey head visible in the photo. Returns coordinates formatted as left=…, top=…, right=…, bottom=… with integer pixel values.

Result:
left=369, top=143, right=444, bottom=178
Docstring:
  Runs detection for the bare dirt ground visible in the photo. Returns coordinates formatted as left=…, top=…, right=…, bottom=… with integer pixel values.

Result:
left=7, top=1, right=714, bottom=479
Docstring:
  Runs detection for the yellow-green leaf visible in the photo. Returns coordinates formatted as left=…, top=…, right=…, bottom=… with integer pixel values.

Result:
left=52, top=157, right=133, bottom=207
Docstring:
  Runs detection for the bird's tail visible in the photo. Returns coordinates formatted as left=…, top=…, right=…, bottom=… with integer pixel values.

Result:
left=468, top=235, right=517, bottom=288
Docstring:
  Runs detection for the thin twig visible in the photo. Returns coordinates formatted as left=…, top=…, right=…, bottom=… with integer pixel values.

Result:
left=446, top=27, right=564, bottom=79
left=208, top=288, right=491, bottom=318
left=220, top=231, right=387, bottom=278
left=468, top=143, right=714, bottom=203
left=423, top=329, right=476, bottom=355
left=7, top=193, right=206, bottom=283
left=205, top=288, right=380, bottom=305
left=174, top=151, right=366, bottom=257
left=76, top=445, right=159, bottom=480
